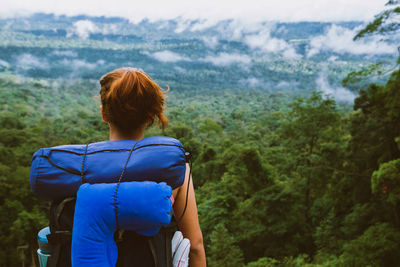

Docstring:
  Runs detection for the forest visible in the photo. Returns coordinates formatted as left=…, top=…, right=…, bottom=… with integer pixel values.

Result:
left=0, top=2, right=400, bottom=266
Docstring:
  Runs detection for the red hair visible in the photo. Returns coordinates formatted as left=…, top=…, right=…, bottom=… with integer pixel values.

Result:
left=99, top=67, right=168, bottom=131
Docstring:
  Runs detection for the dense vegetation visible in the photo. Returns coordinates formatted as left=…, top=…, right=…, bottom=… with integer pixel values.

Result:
left=1, top=3, right=399, bottom=266
left=1, top=65, right=399, bottom=266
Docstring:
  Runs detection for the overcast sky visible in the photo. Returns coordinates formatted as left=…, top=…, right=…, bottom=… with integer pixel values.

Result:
left=1, top=0, right=388, bottom=22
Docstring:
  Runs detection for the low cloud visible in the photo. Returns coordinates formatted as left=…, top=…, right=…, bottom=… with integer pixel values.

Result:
left=68, top=20, right=98, bottom=39
left=214, top=20, right=301, bottom=59
left=244, top=29, right=301, bottom=59
left=200, top=36, right=219, bottom=48
left=276, top=81, right=299, bottom=90
left=0, top=0, right=386, bottom=23
left=174, top=66, right=186, bottom=72
left=239, top=77, right=262, bottom=87
left=101, top=23, right=120, bottom=35
left=146, top=50, right=191, bottom=62
left=52, top=50, right=78, bottom=57
left=67, top=20, right=122, bottom=39
left=61, top=58, right=104, bottom=69
left=190, top=18, right=219, bottom=31
left=202, top=52, right=251, bottom=67
left=174, top=18, right=192, bottom=33
left=316, top=71, right=356, bottom=103
left=157, top=20, right=171, bottom=30
left=60, top=58, right=105, bottom=78
left=307, top=24, right=398, bottom=57
left=16, top=53, right=49, bottom=70
left=0, top=59, right=9, bottom=68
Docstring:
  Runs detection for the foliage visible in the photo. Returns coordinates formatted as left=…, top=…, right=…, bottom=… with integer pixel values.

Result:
left=339, top=223, right=400, bottom=266
left=372, top=159, right=400, bottom=206
left=208, top=223, right=244, bottom=267
left=354, top=0, right=400, bottom=40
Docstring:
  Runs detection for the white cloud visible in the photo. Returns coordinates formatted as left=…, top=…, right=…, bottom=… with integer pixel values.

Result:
left=157, top=20, right=171, bottom=30
left=276, top=81, right=299, bottom=89
left=0, top=59, right=9, bottom=68
left=174, top=18, right=192, bottom=33
left=190, top=18, right=219, bottom=31
left=328, top=55, right=338, bottom=62
left=16, top=53, right=49, bottom=70
left=59, top=59, right=105, bottom=78
left=202, top=52, right=251, bottom=67
left=0, top=0, right=387, bottom=22
left=307, top=24, right=398, bottom=57
left=218, top=19, right=262, bottom=40
left=245, top=31, right=301, bottom=59
left=239, top=77, right=262, bottom=87
left=101, top=23, right=120, bottom=35
left=174, top=66, right=185, bottom=72
left=200, top=36, right=219, bottom=48
left=68, top=20, right=99, bottom=39
left=213, top=20, right=301, bottom=59
left=52, top=50, right=78, bottom=57
left=61, top=59, right=104, bottom=69
left=146, top=50, right=191, bottom=62
left=316, top=71, right=355, bottom=103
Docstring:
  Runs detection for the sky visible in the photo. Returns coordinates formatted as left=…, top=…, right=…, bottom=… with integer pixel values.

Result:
left=1, top=0, right=388, bottom=22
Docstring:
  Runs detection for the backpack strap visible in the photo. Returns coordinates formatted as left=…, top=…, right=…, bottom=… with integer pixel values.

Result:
left=54, top=197, right=76, bottom=229
left=80, top=144, right=89, bottom=184
left=47, top=197, right=76, bottom=267
left=164, top=224, right=175, bottom=267
left=176, top=152, right=192, bottom=224
left=148, top=238, right=159, bottom=267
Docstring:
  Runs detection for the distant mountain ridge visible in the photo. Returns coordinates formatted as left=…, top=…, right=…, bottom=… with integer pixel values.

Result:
left=1, top=13, right=364, bottom=41
left=0, top=13, right=396, bottom=100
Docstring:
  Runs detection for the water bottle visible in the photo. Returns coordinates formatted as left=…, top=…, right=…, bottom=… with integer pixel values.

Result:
left=37, top=227, right=51, bottom=267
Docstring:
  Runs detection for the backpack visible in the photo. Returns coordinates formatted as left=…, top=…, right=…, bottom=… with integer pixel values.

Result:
left=32, top=137, right=191, bottom=266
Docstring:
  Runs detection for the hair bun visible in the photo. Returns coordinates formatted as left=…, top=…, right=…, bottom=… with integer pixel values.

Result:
left=99, top=68, right=168, bottom=131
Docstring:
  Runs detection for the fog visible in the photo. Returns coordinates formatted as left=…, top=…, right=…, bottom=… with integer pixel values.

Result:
left=1, top=0, right=386, bottom=23
left=307, top=24, right=398, bottom=57
left=316, top=70, right=356, bottom=103
left=202, top=53, right=251, bottom=67
left=146, top=51, right=191, bottom=63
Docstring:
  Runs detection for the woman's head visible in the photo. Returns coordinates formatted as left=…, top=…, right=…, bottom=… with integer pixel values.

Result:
left=99, top=67, right=168, bottom=133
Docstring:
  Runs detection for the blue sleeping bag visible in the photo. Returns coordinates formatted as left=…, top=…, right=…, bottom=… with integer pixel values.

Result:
left=72, top=181, right=172, bottom=267
left=30, top=136, right=186, bottom=200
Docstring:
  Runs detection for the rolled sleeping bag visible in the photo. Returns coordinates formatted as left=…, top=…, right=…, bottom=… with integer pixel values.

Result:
left=71, top=181, right=172, bottom=267
left=30, top=136, right=186, bottom=201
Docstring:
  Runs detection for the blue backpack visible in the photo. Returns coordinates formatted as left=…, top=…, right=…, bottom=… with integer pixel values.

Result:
left=30, top=136, right=190, bottom=267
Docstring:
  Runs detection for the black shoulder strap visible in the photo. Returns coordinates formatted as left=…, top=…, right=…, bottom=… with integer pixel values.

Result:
left=148, top=238, right=159, bottom=267
left=176, top=152, right=192, bottom=224
left=47, top=197, right=76, bottom=267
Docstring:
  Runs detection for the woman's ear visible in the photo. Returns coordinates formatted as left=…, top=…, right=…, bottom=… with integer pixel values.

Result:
left=100, top=105, right=109, bottom=123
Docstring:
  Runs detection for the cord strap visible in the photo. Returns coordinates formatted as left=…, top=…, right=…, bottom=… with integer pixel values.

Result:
left=113, top=142, right=138, bottom=230
left=80, top=144, right=89, bottom=184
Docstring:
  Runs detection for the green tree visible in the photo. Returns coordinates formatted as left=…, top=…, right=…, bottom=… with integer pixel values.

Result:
left=339, top=223, right=400, bottom=267
left=279, top=92, right=343, bottom=229
left=208, top=223, right=244, bottom=267
left=372, top=159, right=400, bottom=226
left=354, top=0, right=400, bottom=41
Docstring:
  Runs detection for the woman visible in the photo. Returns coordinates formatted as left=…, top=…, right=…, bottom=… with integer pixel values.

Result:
left=99, top=67, right=206, bottom=266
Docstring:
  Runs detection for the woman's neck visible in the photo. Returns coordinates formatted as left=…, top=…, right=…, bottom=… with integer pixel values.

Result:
left=108, top=125, right=145, bottom=141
